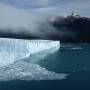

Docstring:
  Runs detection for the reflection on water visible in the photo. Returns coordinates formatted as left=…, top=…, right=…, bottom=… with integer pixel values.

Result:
left=38, top=43, right=90, bottom=73
left=25, top=46, right=60, bottom=64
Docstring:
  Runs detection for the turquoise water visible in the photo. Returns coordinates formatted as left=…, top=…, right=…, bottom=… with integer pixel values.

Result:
left=38, top=43, right=90, bottom=73
left=0, top=43, right=90, bottom=89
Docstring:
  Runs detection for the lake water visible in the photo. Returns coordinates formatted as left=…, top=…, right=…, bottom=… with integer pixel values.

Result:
left=0, top=43, right=90, bottom=89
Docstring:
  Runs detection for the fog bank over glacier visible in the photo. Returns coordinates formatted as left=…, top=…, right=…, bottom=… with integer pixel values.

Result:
left=0, top=2, right=61, bottom=39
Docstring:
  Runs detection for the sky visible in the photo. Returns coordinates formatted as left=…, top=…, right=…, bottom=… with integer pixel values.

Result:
left=0, top=0, right=90, bottom=16
left=0, top=0, right=89, bottom=39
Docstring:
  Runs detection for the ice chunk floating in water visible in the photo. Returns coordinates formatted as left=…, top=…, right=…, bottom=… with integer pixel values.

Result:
left=0, top=61, right=67, bottom=81
left=0, top=38, right=60, bottom=67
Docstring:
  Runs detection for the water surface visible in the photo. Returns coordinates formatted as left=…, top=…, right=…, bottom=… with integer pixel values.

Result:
left=0, top=43, right=90, bottom=89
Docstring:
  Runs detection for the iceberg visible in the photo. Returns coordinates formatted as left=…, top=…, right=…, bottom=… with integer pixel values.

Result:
left=0, top=38, right=60, bottom=67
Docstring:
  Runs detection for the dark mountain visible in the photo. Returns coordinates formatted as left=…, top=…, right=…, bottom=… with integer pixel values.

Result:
left=51, top=14, right=90, bottom=42
left=0, top=14, right=90, bottom=43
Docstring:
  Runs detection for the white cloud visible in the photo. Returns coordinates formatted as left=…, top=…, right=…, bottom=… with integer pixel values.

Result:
left=0, top=0, right=90, bottom=17
left=0, top=1, right=89, bottom=39
left=0, top=2, right=61, bottom=39
left=33, top=0, right=90, bottom=16
left=0, top=0, right=51, bottom=8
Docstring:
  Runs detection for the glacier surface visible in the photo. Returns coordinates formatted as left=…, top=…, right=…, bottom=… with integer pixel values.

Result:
left=0, top=38, right=60, bottom=67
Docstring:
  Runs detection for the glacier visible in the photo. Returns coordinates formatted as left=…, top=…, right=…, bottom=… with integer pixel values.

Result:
left=0, top=38, right=68, bottom=81
left=25, top=46, right=60, bottom=64
left=0, top=38, right=60, bottom=67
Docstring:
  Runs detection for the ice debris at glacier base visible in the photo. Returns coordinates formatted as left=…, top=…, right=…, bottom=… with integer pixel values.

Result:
left=0, top=61, right=67, bottom=81
left=0, top=38, right=60, bottom=67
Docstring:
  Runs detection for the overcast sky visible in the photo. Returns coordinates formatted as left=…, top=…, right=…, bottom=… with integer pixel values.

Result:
left=0, top=0, right=90, bottom=16
left=0, top=0, right=89, bottom=38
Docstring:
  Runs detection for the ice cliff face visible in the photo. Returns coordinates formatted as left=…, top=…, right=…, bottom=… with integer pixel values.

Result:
left=0, top=38, right=66, bottom=81
left=26, top=46, right=60, bottom=64
left=0, top=38, right=60, bottom=67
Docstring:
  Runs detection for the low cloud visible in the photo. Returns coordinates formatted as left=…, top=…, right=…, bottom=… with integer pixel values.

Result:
left=0, top=1, right=90, bottom=40
left=0, top=2, right=61, bottom=39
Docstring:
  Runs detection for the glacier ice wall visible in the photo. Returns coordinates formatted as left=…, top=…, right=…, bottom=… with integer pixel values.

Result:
left=0, top=38, right=67, bottom=81
left=26, top=46, right=60, bottom=64
left=0, top=38, right=60, bottom=67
